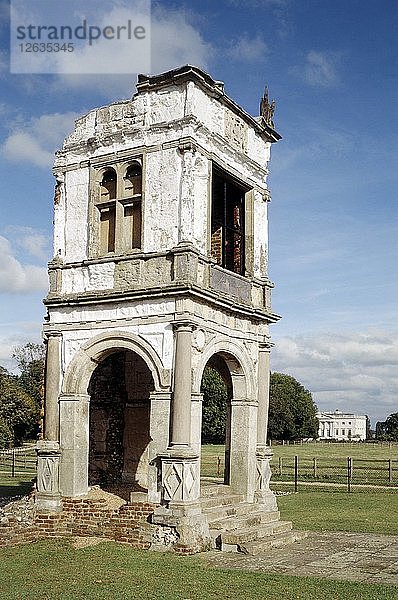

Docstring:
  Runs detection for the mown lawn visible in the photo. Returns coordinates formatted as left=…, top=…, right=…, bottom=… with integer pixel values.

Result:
left=0, top=539, right=396, bottom=600
left=270, top=441, right=398, bottom=461
left=277, top=490, right=398, bottom=535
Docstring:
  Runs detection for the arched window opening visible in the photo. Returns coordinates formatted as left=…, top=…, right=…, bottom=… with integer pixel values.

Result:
left=100, top=169, right=117, bottom=200
left=122, top=162, right=142, bottom=249
left=124, top=162, right=142, bottom=197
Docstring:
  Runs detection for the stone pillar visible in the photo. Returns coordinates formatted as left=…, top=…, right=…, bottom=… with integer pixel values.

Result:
left=255, top=343, right=277, bottom=509
left=229, top=399, right=257, bottom=503
left=146, top=391, right=171, bottom=504
left=178, top=141, right=196, bottom=245
left=59, top=394, right=90, bottom=497
left=153, top=322, right=210, bottom=552
left=44, top=332, right=62, bottom=441
left=36, top=332, right=62, bottom=512
left=170, top=322, right=194, bottom=449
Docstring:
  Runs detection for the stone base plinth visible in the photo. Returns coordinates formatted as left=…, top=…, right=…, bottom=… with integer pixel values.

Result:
left=255, top=445, right=278, bottom=511
left=36, top=440, right=62, bottom=513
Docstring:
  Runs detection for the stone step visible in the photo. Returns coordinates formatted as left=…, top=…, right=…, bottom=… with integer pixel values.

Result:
left=200, top=483, right=232, bottom=498
left=200, top=493, right=244, bottom=511
left=208, top=509, right=280, bottom=532
left=221, top=520, right=293, bottom=546
left=237, top=530, right=308, bottom=556
left=202, top=499, right=265, bottom=522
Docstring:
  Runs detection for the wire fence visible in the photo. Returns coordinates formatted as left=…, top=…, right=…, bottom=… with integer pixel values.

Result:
left=0, top=446, right=37, bottom=478
left=201, top=454, right=398, bottom=492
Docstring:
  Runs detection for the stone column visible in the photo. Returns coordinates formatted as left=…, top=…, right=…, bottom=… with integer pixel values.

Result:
left=257, top=343, right=271, bottom=447
left=44, top=331, right=62, bottom=440
left=170, top=322, right=194, bottom=449
left=153, top=322, right=210, bottom=552
left=36, top=332, right=62, bottom=512
left=59, top=393, right=90, bottom=497
left=255, top=343, right=277, bottom=509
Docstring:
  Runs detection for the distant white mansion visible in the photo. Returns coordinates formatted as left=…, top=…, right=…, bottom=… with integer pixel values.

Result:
left=317, top=410, right=367, bottom=441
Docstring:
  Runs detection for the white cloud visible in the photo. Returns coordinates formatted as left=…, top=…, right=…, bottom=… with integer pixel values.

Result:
left=291, top=50, right=340, bottom=88
left=227, top=34, right=268, bottom=62
left=271, top=330, right=398, bottom=425
left=0, top=322, right=43, bottom=373
left=0, top=235, right=48, bottom=293
left=52, top=6, right=213, bottom=98
left=5, top=226, right=49, bottom=260
left=2, top=111, right=78, bottom=168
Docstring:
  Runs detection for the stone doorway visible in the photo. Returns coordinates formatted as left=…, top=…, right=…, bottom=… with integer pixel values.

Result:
left=88, top=350, right=154, bottom=496
left=200, top=354, right=232, bottom=485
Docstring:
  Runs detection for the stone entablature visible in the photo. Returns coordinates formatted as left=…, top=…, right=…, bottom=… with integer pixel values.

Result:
left=47, top=248, right=275, bottom=315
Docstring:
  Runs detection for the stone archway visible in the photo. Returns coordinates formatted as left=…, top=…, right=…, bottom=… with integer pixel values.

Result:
left=200, top=354, right=233, bottom=485
left=59, top=331, right=169, bottom=498
left=88, top=349, right=154, bottom=497
left=194, top=341, right=257, bottom=501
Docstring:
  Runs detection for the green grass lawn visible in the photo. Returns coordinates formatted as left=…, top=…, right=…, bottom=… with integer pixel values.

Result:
left=277, top=491, right=398, bottom=535
left=270, top=441, right=398, bottom=461
left=0, top=539, right=396, bottom=600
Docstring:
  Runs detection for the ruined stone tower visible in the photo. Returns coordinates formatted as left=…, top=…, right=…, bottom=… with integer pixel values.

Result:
left=37, top=65, right=282, bottom=551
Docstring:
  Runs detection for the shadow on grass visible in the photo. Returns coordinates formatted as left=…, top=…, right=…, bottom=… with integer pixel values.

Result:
left=0, top=478, right=35, bottom=500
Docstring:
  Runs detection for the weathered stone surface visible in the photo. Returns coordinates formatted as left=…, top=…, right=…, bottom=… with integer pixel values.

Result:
left=41, top=65, right=282, bottom=553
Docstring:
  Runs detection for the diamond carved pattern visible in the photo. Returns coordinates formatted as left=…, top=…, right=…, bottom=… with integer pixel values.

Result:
left=161, top=458, right=199, bottom=502
left=256, top=457, right=272, bottom=492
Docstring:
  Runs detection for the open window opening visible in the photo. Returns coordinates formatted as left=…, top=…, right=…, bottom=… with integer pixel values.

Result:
left=95, top=159, right=143, bottom=256
left=211, top=166, right=247, bottom=275
left=100, top=169, right=117, bottom=200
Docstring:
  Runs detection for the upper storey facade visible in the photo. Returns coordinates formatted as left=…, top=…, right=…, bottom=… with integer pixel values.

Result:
left=48, top=65, right=281, bottom=321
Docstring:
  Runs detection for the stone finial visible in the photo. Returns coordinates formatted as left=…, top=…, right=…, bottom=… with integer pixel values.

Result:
left=260, top=86, right=276, bottom=129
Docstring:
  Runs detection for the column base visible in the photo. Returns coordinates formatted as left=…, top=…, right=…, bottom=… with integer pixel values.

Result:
left=255, top=445, right=278, bottom=511
left=36, top=440, right=62, bottom=513
left=35, top=492, right=62, bottom=513
left=152, top=449, right=211, bottom=552
left=152, top=502, right=211, bottom=553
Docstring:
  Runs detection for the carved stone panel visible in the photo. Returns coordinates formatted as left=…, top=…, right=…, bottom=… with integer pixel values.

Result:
left=210, top=266, right=251, bottom=303
left=224, top=111, right=248, bottom=153
left=161, top=456, right=200, bottom=503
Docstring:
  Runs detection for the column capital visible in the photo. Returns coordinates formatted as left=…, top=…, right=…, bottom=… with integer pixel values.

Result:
left=43, top=330, right=63, bottom=342
left=259, top=340, right=274, bottom=351
left=172, top=320, right=197, bottom=333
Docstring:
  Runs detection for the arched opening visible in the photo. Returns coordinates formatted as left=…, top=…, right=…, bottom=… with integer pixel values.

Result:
left=200, top=354, right=232, bottom=485
left=124, top=162, right=142, bottom=197
left=100, top=168, right=117, bottom=200
left=88, top=349, right=154, bottom=496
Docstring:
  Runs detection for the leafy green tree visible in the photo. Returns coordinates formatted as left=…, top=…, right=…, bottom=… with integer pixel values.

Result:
left=13, top=342, right=45, bottom=412
left=0, top=367, right=38, bottom=446
left=268, top=372, right=318, bottom=441
left=376, top=413, right=398, bottom=441
left=201, top=366, right=228, bottom=444
left=13, top=342, right=45, bottom=438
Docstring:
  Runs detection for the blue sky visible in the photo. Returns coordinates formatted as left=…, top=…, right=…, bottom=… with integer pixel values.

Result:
left=0, top=0, right=397, bottom=426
